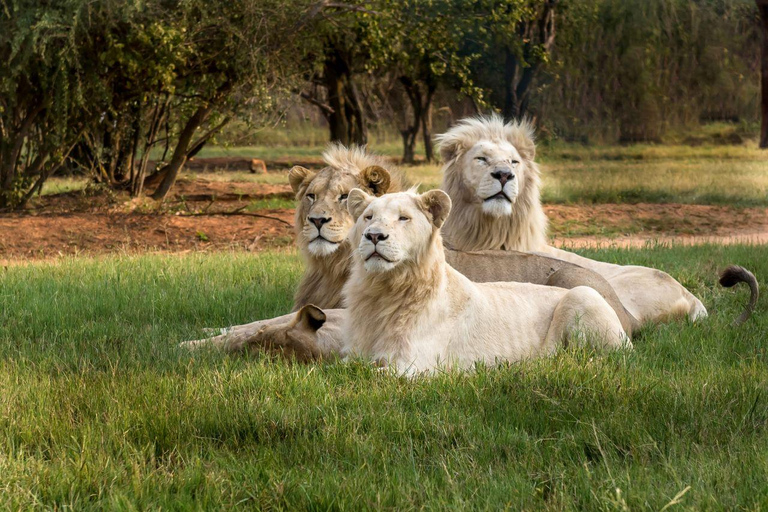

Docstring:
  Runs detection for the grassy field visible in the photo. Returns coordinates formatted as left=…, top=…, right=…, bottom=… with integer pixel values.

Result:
left=46, top=136, right=768, bottom=208
left=1, top=245, right=766, bottom=509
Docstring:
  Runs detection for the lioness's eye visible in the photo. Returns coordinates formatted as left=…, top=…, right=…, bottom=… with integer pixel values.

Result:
left=399, top=216, right=410, bottom=222
left=364, top=215, right=372, bottom=221
left=339, top=194, right=348, bottom=202
left=306, top=193, right=316, bottom=201
left=476, top=156, right=488, bottom=163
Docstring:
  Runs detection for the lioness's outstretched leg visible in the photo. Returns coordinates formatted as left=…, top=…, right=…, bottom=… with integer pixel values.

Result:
left=545, top=286, right=631, bottom=351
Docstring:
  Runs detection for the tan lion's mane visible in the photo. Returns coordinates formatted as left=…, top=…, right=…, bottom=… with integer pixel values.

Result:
left=437, top=115, right=549, bottom=252
left=292, top=144, right=402, bottom=311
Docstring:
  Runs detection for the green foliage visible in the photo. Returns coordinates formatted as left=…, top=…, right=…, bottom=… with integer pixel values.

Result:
left=0, top=0, right=95, bottom=208
left=1, top=0, right=320, bottom=207
left=540, top=0, right=760, bottom=142
left=0, top=246, right=766, bottom=508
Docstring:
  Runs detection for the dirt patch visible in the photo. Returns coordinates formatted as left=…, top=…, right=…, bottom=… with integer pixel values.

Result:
left=3, top=182, right=768, bottom=262
left=0, top=210, right=295, bottom=261
left=546, top=203, right=768, bottom=248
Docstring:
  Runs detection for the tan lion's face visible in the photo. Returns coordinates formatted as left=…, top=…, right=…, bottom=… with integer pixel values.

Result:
left=347, top=190, right=451, bottom=274
left=290, top=165, right=391, bottom=258
left=455, top=140, right=526, bottom=218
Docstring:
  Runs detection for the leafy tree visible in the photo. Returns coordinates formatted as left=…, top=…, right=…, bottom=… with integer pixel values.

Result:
left=297, top=6, right=376, bottom=146
left=466, top=0, right=559, bottom=121
left=368, top=0, right=483, bottom=163
left=538, top=0, right=760, bottom=142
left=1, top=0, right=336, bottom=207
left=0, top=0, right=96, bottom=210
left=81, top=0, right=324, bottom=200
left=759, top=0, right=768, bottom=148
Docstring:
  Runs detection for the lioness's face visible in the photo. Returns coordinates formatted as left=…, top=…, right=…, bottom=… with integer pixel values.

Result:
left=458, top=140, right=525, bottom=217
left=347, top=190, right=451, bottom=274
left=290, top=165, right=391, bottom=258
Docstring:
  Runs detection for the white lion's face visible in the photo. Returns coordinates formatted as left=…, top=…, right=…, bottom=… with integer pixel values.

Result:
left=458, top=140, right=525, bottom=218
left=347, top=190, right=451, bottom=274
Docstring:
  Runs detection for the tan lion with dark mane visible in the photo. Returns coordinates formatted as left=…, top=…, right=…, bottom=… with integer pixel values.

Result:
left=437, top=115, right=758, bottom=328
left=288, top=144, right=402, bottom=310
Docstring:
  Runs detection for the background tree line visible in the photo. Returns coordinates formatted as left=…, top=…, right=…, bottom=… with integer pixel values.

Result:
left=1, top=0, right=765, bottom=210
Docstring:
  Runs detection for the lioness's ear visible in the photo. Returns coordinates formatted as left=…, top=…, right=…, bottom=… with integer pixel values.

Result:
left=360, top=165, right=392, bottom=196
left=347, top=188, right=373, bottom=221
left=419, top=189, right=452, bottom=228
left=294, top=304, right=326, bottom=332
left=288, top=166, right=315, bottom=194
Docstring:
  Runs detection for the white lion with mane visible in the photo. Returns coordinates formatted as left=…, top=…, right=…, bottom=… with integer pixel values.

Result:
left=342, top=188, right=630, bottom=374
left=436, top=115, right=757, bottom=328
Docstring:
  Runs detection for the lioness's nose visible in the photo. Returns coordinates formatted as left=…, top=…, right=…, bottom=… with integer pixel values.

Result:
left=309, top=216, right=331, bottom=229
left=365, top=232, right=389, bottom=245
left=490, top=169, right=515, bottom=186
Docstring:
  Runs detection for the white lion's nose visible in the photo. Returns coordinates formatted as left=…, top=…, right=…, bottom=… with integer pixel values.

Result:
left=365, top=231, right=389, bottom=245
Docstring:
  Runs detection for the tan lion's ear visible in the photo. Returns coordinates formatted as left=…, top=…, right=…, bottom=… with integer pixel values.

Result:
left=293, top=304, right=326, bottom=332
left=288, top=166, right=315, bottom=194
left=347, top=188, right=374, bottom=221
left=419, top=189, right=452, bottom=228
left=360, top=165, right=392, bottom=196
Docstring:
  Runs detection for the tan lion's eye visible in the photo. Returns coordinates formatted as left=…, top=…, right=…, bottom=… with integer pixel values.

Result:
left=306, top=193, right=316, bottom=201
left=339, top=194, right=348, bottom=202
left=364, top=215, right=373, bottom=221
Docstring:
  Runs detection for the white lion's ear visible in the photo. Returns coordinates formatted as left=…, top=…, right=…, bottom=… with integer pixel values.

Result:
left=288, top=166, right=315, bottom=194
left=347, top=188, right=373, bottom=221
left=419, top=189, right=452, bottom=228
left=436, top=133, right=463, bottom=163
left=507, top=118, right=536, bottom=162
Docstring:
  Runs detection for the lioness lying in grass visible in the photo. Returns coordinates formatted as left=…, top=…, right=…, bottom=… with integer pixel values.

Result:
left=340, top=188, right=630, bottom=374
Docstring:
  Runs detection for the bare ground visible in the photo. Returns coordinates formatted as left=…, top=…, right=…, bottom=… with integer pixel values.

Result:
left=2, top=177, right=767, bottom=263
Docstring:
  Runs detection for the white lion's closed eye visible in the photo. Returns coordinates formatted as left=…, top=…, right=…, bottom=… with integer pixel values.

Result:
left=476, top=156, right=488, bottom=164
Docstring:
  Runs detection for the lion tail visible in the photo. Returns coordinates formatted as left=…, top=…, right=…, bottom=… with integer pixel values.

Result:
left=719, top=265, right=759, bottom=326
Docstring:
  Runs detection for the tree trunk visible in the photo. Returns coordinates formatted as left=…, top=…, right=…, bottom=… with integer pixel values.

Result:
left=322, top=49, right=367, bottom=146
left=324, top=54, right=350, bottom=145
left=421, top=83, right=436, bottom=163
left=150, top=104, right=212, bottom=200
left=502, top=0, right=558, bottom=122
left=502, top=50, right=520, bottom=120
left=759, top=1, right=768, bottom=149
left=399, top=77, right=423, bottom=164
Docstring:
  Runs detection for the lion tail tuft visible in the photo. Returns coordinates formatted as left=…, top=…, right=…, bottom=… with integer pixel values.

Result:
left=719, top=265, right=759, bottom=326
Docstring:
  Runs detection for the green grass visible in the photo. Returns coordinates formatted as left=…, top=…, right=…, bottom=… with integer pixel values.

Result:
left=1, top=246, right=767, bottom=509
left=45, top=138, right=768, bottom=208
left=194, top=142, right=768, bottom=207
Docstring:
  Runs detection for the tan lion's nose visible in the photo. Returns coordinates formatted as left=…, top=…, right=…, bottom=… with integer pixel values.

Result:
left=309, top=216, right=331, bottom=230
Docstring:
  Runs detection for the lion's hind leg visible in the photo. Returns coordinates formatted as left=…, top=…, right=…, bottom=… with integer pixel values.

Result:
left=546, top=286, right=632, bottom=351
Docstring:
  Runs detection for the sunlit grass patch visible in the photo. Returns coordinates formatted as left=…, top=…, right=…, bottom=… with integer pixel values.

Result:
left=0, top=246, right=766, bottom=508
